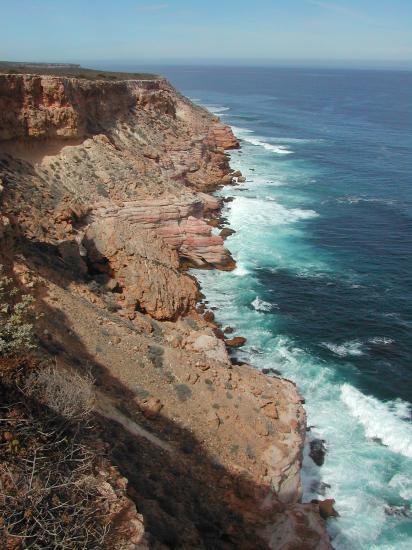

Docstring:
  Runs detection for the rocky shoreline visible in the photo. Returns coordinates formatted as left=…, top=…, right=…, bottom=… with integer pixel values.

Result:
left=0, top=72, right=332, bottom=548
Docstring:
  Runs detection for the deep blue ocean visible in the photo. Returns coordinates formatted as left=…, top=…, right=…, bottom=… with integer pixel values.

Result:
left=102, top=64, right=412, bottom=548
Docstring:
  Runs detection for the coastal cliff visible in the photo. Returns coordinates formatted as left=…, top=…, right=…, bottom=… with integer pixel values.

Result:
left=0, top=71, right=332, bottom=548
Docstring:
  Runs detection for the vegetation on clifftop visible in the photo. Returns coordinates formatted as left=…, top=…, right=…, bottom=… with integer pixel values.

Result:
left=0, top=61, right=159, bottom=81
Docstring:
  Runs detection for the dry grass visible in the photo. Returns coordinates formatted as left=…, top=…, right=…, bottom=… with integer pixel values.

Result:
left=24, top=365, right=95, bottom=422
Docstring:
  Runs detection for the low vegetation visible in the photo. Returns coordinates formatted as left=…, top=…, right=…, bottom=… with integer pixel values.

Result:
left=0, top=268, right=36, bottom=357
left=0, top=267, right=115, bottom=548
left=0, top=61, right=159, bottom=81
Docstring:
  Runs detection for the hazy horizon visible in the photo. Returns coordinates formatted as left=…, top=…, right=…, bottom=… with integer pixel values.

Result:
left=1, top=1, right=411, bottom=70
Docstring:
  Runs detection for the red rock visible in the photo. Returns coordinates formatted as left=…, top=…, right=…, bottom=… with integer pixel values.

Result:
left=225, top=336, right=246, bottom=348
left=261, top=401, right=279, bottom=419
left=311, top=499, right=339, bottom=520
left=203, top=310, right=215, bottom=322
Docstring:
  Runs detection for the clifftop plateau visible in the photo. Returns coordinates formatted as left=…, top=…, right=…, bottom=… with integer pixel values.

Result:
left=0, top=68, right=332, bottom=548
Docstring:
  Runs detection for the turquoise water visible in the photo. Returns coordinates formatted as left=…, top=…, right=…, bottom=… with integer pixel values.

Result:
left=101, top=64, right=412, bottom=548
left=170, top=67, right=412, bottom=549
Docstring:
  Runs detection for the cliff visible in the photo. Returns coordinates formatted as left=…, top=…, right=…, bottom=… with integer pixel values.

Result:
left=0, top=71, right=332, bottom=548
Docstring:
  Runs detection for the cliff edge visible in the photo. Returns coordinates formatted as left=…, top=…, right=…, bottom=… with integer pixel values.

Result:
left=0, top=70, right=332, bottom=548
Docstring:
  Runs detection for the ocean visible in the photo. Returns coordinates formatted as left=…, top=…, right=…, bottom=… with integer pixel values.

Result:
left=104, top=64, right=412, bottom=548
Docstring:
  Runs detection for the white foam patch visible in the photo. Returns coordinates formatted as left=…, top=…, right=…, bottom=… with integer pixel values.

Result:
left=368, top=337, right=394, bottom=345
left=233, top=264, right=249, bottom=276
left=321, top=340, right=364, bottom=357
left=341, top=384, right=412, bottom=459
left=389, top=474, right=412, bottom=500
left=251, top=296, right=277, bottom=312
left=229, top=196, right=318, bottom=228
left=336, top=195, right=397, bottom=206
left=231, top=125, right=293, bottom=154
left=201, top=103, right=230, bottom=115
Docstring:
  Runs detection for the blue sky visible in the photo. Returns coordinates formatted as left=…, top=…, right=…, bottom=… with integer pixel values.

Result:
left=1, top=0, right=411, bottom=66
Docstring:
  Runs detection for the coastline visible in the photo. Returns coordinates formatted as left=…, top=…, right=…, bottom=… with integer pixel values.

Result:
left=0, top=71, right=332, bottom=548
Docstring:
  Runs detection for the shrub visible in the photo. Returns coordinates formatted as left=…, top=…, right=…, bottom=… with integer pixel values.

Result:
left=0, top=390, right=108, bottom=548
left=0, top=267, right=37, bottom=357
left=24, top=365, right=95, bottom=422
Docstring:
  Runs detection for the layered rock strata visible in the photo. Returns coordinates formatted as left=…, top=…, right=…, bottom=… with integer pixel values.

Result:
left=0, top=72, right=332, bottom=548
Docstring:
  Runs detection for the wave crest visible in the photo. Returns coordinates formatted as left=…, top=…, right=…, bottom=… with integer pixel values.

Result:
left=341, top=384, right=412, bottom=459
left=251, top=297, right=277, bottom=312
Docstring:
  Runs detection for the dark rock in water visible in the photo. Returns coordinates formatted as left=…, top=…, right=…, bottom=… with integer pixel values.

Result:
left=310, top=439, right=327, bottom=466
left=220, top=227, right=236, bottom=238
left=311, top=498, right=339, bottom=520
left=223, top=326, right=234, bottom=334
left=262, top=367, right=282, bottom=376
left=222, top=196, right=235, bottom=203
left=372, top=436, right=388, bottom=447
left=385, top=505, right=412, bottom=518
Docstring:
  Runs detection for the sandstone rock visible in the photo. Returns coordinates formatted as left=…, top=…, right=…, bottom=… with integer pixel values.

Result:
left=261, top=401, right=279, bottom=420
left=206, top=123, right=239, bottom=150
left=312, top=498, right=339, bottom=520
left=237, top=176, right=246, bottom=183
left=142, top=145, right=160, bottom=160
left=84, top=218, right=198, bottom=320
left=203, top=310, right=215, bottom=322
left=219, top=227, right=236, bottom=238
left=141, top=397, right=163, bottom=419
left=222, top=174, right=233, bottom=184
left=187, top=333, right=230, bottom=364
left=225, top=336, right=247, bottom=348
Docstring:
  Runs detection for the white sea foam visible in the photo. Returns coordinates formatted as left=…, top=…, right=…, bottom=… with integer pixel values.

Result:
left=229, top=196, right=319, bottom=227
left=389, top=474, right=412, bottom=500
left=233, top=264, right=249, bottom=276
left=321, top=340, right=364, bottom=357
left=336, top=195, right=396, bottom=206
left=341, top=384, right=412, bottom=458
left=231, top=125, right=294, bottom=154
left=251, top=296, right=277, bottom=312
left=202, top=103, right=230, bottom=115
left=368, top=337, right=394, bottom=345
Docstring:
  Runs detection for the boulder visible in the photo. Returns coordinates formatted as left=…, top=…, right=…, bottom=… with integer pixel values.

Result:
left=225, top=336, right=247, bottom=348
left=311, top=499, right=339, bottom=520
left=219, top=227, right=235, bottom=238
left=309, top=439, right=327, bottom=466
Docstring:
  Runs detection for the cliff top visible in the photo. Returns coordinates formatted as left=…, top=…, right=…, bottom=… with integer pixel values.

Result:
left=0, top=61, right=159, bottom=81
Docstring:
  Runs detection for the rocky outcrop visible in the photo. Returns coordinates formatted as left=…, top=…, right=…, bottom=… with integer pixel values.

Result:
left=92, top=194, right=235, bottom=271
left=84, top=218, right=199, bottom=320
left=0, top=70, right=331, bottom=549
left=0, top=74, right=173, bottom=141
left=206, top=121, right=240, bottom=150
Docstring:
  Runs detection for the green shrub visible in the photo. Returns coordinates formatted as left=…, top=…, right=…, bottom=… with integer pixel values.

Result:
left=0, top=267, right=37, bottom=357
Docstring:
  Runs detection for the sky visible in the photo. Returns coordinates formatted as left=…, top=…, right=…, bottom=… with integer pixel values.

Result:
left=1, top=0, right=411, bottom=68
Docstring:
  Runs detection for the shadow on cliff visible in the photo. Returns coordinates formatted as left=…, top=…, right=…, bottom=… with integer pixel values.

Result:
left=6, top=236, right=283, bottom=550
left=4, top=234, right=330, bottom=550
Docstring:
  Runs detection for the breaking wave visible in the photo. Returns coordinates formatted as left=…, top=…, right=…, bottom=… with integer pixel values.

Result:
left=251, top=296, right=277, bottom=312
left=341, top=384, right=412, bottom=458
left=321, top=340, right=364, bottom=357
left=231, top=125, right=294, bottom=154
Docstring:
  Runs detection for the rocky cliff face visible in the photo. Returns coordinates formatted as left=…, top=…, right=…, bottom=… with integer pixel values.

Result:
left=0, top=73, right=332, bottom=548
